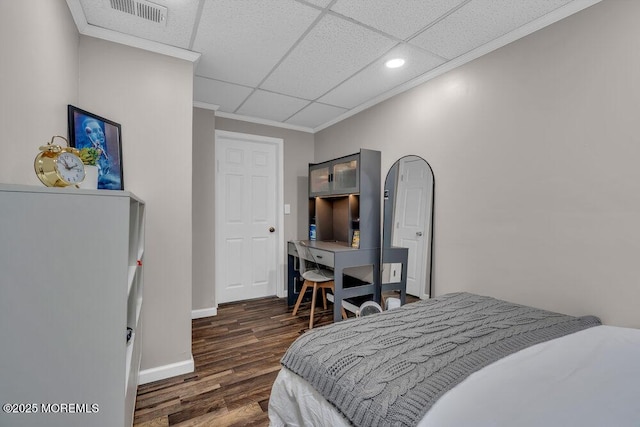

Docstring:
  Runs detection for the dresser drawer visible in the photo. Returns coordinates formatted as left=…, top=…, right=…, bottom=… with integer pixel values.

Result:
left=287, top=241, right=335, bottom=267
left=309, top=248, right=334, bottom=267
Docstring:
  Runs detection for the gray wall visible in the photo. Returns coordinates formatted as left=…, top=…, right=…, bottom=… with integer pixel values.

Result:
left=192, top=108, right=216, bottom=311
left=315, top=0, right=640, bottom=328
left=78, top=38, right=194, bottom=370
left=0, top=0, right=79, bottom=185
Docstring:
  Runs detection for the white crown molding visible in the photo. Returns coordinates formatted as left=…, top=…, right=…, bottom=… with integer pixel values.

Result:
left=313, top=0, right=602, bottom=132
left=215, top=111, right=315, bottom=134
left=193, top=101, right=220, bottom=112
left=65, top=0, right=201, bottom=63
left=82, top=25, right=201, bottom=62
left=66, top=0, right=89, bottom=33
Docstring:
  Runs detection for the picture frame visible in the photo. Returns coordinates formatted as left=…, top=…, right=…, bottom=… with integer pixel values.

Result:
left=67, top=105, right=124, bottom=190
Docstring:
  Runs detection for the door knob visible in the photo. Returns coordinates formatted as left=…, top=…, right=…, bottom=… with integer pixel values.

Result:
left=416, top=231, right=423, bottom=237
left=269, top=227, right=275, bottom=233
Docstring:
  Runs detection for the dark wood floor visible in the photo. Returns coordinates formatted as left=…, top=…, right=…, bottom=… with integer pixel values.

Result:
left=134, top=294, right=416, bottom=427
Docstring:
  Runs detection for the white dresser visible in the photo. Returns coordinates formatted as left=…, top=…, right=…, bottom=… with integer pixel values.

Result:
left=0, top=184, right=144, bottom=427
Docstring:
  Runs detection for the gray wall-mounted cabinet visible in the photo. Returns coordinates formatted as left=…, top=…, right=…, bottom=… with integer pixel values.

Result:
left=309, top=153, right=360, bottom=197
left=308, top=149, right=380, bottom=250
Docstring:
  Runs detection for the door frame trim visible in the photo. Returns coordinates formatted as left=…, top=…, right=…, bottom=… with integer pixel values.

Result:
left=214, top=130, right=285, bottom=301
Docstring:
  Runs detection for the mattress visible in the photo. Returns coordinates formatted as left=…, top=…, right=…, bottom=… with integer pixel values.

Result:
left=269, top=325, right=640, bottom=426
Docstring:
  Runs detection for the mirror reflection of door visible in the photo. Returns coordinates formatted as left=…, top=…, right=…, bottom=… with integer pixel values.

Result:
left=383, top=155, right=434, bottom=299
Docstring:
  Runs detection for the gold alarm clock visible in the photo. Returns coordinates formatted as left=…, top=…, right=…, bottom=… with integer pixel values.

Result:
left=34, top=136, right=86, bottom=187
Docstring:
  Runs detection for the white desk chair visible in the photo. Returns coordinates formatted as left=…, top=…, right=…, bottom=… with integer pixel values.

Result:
left=292, top=241, right=347, bottom=329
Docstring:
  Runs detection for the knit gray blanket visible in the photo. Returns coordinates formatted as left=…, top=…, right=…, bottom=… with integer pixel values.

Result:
left=281, top=292, right=601, bottom=427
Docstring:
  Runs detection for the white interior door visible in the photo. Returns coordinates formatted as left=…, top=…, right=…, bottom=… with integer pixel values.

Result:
left=393, top=157, right=432, bottom=298
left=215, top=131, right=280, bottom=303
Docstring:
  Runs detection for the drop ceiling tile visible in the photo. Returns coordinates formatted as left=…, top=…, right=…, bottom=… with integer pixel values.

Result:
left=192, top=0, right=320, bottom=87
left=303, top=0, right=333, bottom=8
left=410, top=0, right=572, bottom=60
left=261, top=14, right=396, bottom=100
left=236, top=90, right=311, bottom=122
left=319, top=44, right=444, bottom=109
left=286, top=102, right=348, bottom=129
left=330, top=0, right=466, bottom=40
left=193, top=77, right=253, bottom=112
left=79, top=0, right=200, bottom=49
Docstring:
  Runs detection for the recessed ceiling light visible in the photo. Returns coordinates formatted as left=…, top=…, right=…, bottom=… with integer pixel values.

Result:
left=385, top=58, right=405, bottom=69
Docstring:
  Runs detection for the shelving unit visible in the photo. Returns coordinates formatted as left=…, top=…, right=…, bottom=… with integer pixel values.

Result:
left=0, top=184, right=145, bottom=427
left=310, top=194, right=360, bottom=246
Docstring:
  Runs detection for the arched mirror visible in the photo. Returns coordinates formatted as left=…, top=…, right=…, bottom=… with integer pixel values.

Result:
left=382, top=155, right=434, bottom=299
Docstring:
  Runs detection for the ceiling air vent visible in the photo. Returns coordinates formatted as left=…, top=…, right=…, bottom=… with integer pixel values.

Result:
left=108, top=0, right=167, bottom=25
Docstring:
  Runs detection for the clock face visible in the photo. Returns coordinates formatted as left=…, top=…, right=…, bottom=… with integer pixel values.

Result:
left=55, top=152, right=86, bottom=184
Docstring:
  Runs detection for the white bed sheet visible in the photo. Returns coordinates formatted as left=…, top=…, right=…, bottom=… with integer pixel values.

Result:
left=269, top=325, right=640, bottom=427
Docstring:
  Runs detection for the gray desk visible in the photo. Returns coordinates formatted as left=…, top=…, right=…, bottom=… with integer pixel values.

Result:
left=287, top=240, right=381, bottom=322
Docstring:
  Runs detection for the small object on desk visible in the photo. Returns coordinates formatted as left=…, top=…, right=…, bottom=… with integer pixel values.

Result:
left=351, top=230, right=360, bottom=248
left=309, top=223, right=316, bottom=240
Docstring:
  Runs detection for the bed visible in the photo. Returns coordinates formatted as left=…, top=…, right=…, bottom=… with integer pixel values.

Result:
left=269, top=292, right=640, bottom=426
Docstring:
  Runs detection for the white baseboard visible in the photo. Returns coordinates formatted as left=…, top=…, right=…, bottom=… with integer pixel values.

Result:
left=191, top=306, right=217, bottom=319
left=138, top=355, right=194, bottom=385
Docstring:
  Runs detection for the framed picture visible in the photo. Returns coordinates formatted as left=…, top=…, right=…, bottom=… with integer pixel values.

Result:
left=67, top=105, right=124, bottom=190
